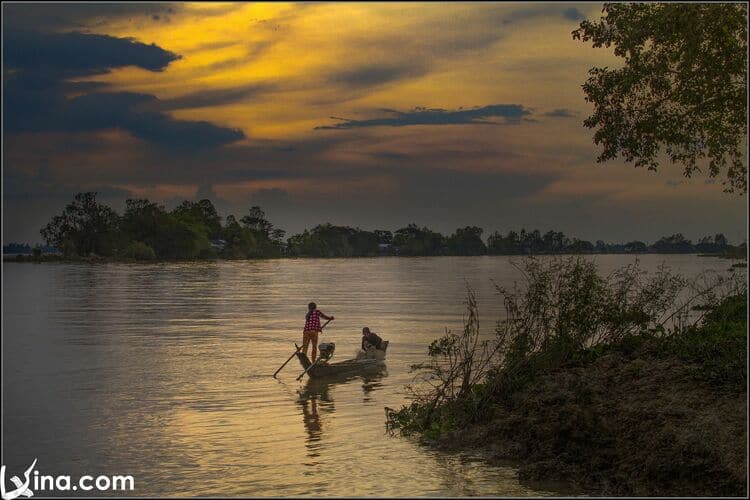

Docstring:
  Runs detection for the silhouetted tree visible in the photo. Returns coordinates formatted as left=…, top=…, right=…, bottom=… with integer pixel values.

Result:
left=487, top=230, right=522, bottom=255
left=695, top=233, right=729, bottom=253
left=374, top=230, right=393, bottom=244
left=624, top=241, right=648, bottom=253
left=392, top=224, right=446, bottom=256
left=40, top=192, right=122, bottom=256
left=544, top=230, right=567, bottom=253
left=221, top=214, right=259, bottom=258
left=566, top=238, right=595, bottom=253
left=122, top=198, right=209, bottom=259
left=241, top=206, right=274, bottom=235
left=173, top=199, right=222, bottom=239
left=651, top=233, right=693, bottom=253
left=447, top=226, right=487, bottom=256
left=236, top=206, right=283, bottom=257
left=40, top=195, right=740, bottom=260
left=286, top=224, right=380, bottom=257
left=349, top=228, right=380, bottom=256
left=573, top=3, right=747, bottom=192
left=286, top=229, right=328, bottom=257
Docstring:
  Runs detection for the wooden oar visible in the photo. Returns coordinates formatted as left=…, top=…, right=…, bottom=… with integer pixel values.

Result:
left=319, top=318, right=332, bottom=331
left=273, top=318, right=332, bottom=377
left=273, top=343, right=302, bottom=378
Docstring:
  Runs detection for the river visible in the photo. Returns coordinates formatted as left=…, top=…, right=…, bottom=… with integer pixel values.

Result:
left=1, top=255, right=735, bottom=496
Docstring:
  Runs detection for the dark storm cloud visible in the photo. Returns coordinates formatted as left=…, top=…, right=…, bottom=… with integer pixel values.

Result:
left=544, top=108, right=578, bottom=118
left=329, top=62, right=429, bottom=89
left=63, top=92, right=158, bottom=128
left=125, top=113, right=244, bottom=149
left=4, top=88, right=245, bottom=148
left=2, top=3, right=177, bottom=31
left=3, top=29, right=180, bottom=74
left=314, top=104, right=532, bottom=129
left=60, top=80, right=111, bottom=92
left=2, top=2, right=244, bottom=32
left=3, top=28, right=245, bottom=149
left=160, top=83, right=274, bottom=111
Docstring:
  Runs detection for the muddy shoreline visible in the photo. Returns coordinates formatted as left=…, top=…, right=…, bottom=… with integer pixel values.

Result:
left=431, top=351, right=747, bottom=496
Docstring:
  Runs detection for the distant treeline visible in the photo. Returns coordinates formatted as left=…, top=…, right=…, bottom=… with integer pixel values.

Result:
left=17, top=192, right=745, bottom=260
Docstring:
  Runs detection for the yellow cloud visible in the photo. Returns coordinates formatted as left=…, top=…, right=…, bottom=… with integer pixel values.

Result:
left=81, top=3, right=620, bottom=143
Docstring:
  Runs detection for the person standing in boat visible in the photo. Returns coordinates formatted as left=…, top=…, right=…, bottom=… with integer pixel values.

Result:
left=302, top=302, right=333, bottom=363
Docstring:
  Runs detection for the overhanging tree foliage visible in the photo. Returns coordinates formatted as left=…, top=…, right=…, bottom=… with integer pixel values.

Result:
left=573, top=3, right=747, bottom=193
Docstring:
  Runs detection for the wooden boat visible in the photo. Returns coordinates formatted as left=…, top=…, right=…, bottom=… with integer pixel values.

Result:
left=295, top=341, right=388, bottom=379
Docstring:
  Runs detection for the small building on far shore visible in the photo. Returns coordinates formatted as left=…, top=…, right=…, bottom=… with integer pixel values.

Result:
left=38, top=245, right=62, bottom=255
left=210, top=239, right=227, bottom=251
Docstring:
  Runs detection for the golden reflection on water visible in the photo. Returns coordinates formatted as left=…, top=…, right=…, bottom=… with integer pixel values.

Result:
left=3, top=256, right=730, bottom=496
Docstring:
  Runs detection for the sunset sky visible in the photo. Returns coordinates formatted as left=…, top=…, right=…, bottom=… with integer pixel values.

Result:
left=3, top=2, right=747, bottom=245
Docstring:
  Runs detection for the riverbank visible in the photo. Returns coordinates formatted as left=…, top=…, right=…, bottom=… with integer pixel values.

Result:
left=434, top=340, right=746, bottom=496
left=4, top=251, right=746, bottom=264
left=385, top=259, right=747, bottom=496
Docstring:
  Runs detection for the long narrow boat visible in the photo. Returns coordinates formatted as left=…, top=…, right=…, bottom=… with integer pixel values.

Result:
left=295, top=341, right=388, bottom=379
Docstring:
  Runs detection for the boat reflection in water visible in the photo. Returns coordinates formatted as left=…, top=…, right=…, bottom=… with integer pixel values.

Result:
left=296, top=368, right=389, bottom=461
left=300, top=397, right=323, bottom=459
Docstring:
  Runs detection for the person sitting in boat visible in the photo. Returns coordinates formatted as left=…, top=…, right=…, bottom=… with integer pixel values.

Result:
left=356, top=327, right=388, bottom=361
left=361, top=327, right=383, bottom=350
left=302, top=302, right=333, bottom=363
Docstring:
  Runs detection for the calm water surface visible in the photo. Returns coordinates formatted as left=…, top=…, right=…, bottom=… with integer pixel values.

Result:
left=2, top=255, right=735, bottom=496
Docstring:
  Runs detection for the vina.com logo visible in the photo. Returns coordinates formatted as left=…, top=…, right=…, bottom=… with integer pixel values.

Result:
left=1, top=459, right=134, bottom=498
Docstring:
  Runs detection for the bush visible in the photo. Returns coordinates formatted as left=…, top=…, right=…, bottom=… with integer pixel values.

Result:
left=386, top=256, right=747, bottom=437
left=387, top=287, right=500, bottom=434
left=660, top=293, right=747, bottom=390
left=122, top=241, right=156, bottom=260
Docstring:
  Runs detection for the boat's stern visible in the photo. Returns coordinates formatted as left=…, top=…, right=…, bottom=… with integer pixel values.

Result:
left=295, top=351, right=312, bottom=370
